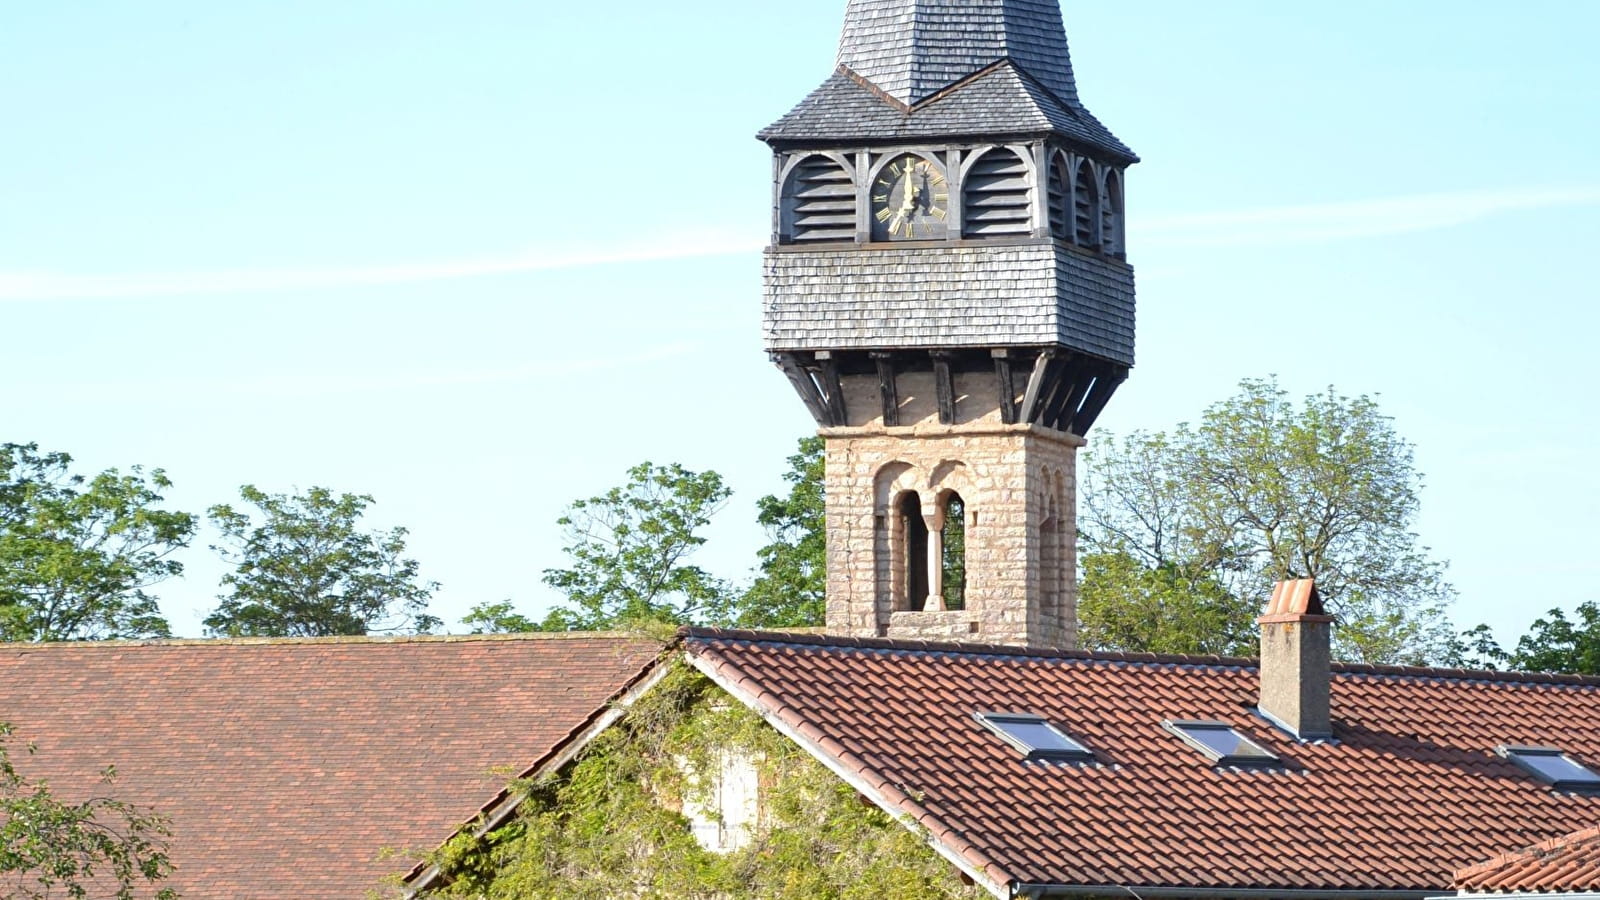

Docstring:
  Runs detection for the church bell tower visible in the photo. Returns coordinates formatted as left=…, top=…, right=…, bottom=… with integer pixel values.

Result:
left=761, top=0, right=1137, bottom=648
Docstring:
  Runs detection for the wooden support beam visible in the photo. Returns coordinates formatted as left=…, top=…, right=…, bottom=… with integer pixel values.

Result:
left=992, top=349, right=1017, bottom=425
left=817, top=354, right=848, bottom=427
left=1049, top=356, right=1094, bottom=431
left=1037, top=355, right=1078, bottom=428
left=772, top=354, right=830, bottom=426
left=1019, top=350, right=1057, bottom=424
left=932, top=352, right=956, bottom=425
left=871, top=352, right=899, bottom=427
left=1071, top=367, right=1128, bottom=436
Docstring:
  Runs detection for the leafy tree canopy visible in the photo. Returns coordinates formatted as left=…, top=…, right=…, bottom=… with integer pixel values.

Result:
left=204, top=485, right=440, bottom=637
left=460, top=600, right=540, bottom=635
left=0, top=722, right=177, bottom=900
left=1449, top=602, right=1600, bottom=675
left=1080, top=378, right=1456, bottom=664
left=736, top=437, right=826, bottom=629
left=0, top=443, right=194, bottom=642
left=538, top=463, right=733, bottom=631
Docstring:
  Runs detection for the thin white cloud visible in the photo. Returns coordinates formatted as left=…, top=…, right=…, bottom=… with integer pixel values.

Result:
left=4, top=185, right=1596, bottom=302
left=1139, top=185, right=1600, bottom=247
left=14, top=342, right=703, bottom=401
left=0, top=229, right=764, bottom=302
left=226, top=341, right=704, bottom=397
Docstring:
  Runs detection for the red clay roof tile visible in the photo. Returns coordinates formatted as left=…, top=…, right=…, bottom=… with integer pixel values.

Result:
left=1456, top=824, right=1600, bottom=893
left=683, top=628, right=1600, bottom=893
left=0, top=634, right=660, bottom=899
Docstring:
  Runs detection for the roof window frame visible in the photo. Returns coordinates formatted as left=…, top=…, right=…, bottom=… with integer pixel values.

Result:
left=973, top=711, right=1095, bottom=763
left=1162, top=719, right=1281, bottom=768
left=1498, top=745, right=1600, bottom=792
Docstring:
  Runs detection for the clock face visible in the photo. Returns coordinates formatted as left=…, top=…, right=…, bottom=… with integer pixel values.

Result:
left=871, top=154, right=949, bottom=240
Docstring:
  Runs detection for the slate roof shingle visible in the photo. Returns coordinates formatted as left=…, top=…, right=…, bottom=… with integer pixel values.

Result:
left=837, top=0, right=1081, bottom=106
left=681, top=628, right=1600, bottom=894
left=764, top=1, right=1135, bottom=161
left=0, top=634, right=662, bottom=900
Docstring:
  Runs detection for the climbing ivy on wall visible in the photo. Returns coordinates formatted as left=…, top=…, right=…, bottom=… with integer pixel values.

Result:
left=418, top=664, right=990, bottom=900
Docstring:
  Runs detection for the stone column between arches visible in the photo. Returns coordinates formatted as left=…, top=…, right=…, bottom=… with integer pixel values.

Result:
left=822, top=423, right=1082, bottom=650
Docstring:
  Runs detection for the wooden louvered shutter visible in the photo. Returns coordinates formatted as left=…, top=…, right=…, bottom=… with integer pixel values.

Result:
left=785, top=156, right=855, bottom=244
left=1101, top=170, right=1123, bottom=257
left=961, top=149, right=1032, bottom=238
left=1048, top=155, right=1071, bottom=239
left=1073, top=161, right=1099, bottom=248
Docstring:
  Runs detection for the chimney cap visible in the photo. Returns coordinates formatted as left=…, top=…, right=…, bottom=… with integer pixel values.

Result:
left=1259, top=578, right=1330, bottom=623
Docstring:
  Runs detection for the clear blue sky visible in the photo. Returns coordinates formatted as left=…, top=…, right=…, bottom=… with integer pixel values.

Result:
left=2, top=1, right=1596, bottom=645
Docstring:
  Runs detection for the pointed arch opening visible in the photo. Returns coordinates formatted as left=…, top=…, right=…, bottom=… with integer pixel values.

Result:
left=1073, top=159, right=1100, bottom=248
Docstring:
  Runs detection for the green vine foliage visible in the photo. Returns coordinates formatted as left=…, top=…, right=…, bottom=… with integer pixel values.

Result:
left=418, top=665, right=989, bottom=900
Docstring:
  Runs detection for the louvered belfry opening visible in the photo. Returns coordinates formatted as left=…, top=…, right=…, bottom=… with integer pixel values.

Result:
left=783, top=155, right=855, bottom=243
left=1101, top=169, right=1124, bottom=257
left=1073, top=160, right=1099, bottom=247
left=962, top=148, right=1033, bottom=238
left=1047, top=153, right=1071, bottom=239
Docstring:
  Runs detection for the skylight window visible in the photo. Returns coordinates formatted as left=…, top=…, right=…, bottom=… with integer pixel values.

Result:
left=974, top=712, right=1094, bottom=762
left=1499, top=746, right=1600, bottom=791
left=1163, top=720, right=1280, bottom=767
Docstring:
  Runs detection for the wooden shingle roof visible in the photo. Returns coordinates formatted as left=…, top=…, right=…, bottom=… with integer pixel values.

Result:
left=762, top=0, right=1136, bottom=161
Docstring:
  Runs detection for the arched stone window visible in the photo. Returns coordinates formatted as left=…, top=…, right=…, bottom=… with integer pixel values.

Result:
left=896, top=492, right=929, bottom=610
left=1073, top=159, right=1100, bottom=248
left=780, top=154, right=855, bottom=244
left=1101, top=168, right=1124, bottom=258
left=1039, top=473, right=1064, bottom=620
left=939, top=492, right=967, bottom=611
left=1047, top=152, right=1072, bottom=239
left=962, top=147, right=1033, bottom=238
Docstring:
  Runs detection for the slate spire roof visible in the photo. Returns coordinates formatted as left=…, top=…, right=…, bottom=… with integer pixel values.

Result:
left=762, top=0, right=1136, bottom=162
left=837, top=0, right=1080, bottom=106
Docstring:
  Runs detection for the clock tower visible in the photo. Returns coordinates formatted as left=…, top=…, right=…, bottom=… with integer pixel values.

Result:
left=762, top=0, right=1136, bottom=649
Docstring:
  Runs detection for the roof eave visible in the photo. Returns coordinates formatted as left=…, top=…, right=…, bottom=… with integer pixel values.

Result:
left=1018, top=884, right=1439, bottom=900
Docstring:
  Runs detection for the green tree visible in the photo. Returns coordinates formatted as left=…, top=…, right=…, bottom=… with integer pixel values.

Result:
left=204, top=485, right=440, bottom=637
left=0, top=443, right=194, bottom=642
left=1457, top=603, right=1600, bottom=675
left=539, top=463, right=733, bottom=631
left=1080, top=378, right=1455, bottom=664
left=0, top=722, right=177, bottom=900
left=736, top=438, right=826, bottom=629
left=1078, top=551, right=1256, bottom=657
left=460, top=600, right=539, bottom=635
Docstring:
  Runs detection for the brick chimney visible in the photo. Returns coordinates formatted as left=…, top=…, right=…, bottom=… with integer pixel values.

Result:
left=1257, top=579, right=1333, bottom=740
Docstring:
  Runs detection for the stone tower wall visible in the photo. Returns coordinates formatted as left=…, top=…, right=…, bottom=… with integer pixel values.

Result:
left=823, top=423, right=1081, bottom=649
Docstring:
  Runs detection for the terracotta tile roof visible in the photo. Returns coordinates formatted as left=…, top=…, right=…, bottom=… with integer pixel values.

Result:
left=0, top=634, right=661, bottom=899
left=1456, top=825, right=1600, bottom=893
left=682, top=628, right=1600, bottom=894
